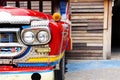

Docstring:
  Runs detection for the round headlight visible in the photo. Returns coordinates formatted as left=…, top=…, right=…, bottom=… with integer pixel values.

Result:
left=37, top=31, right=49, bottom=43
left=23, top=31, right=35, bottom=43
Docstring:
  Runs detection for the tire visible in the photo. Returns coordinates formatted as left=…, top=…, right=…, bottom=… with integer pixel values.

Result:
left=54, top=56, right=65, bottom=80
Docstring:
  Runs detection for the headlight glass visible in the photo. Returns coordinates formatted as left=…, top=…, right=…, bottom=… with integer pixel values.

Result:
left=23, top=31, right=34, bottom=43
left=38, top=31, right=49, bottom=43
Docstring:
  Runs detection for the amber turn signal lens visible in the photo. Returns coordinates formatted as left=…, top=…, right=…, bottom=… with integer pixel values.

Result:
left=52, top=13, right=61, bottom=21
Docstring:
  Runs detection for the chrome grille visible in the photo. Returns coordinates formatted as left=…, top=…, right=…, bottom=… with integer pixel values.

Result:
left=0, top=28, right=27, bottom=58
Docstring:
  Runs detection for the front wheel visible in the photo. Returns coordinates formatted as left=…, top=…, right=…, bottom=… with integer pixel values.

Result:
left=54, top=56, right=65, bottom=80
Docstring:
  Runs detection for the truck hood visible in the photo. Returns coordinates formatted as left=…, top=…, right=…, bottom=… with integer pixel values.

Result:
left=0, top=6, right=48, bottom=24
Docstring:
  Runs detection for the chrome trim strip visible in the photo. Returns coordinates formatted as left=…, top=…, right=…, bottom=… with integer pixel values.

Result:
left=0, top=28, right=20, bottom=32
left=0, top=43, right=24, bottom=47
left=31, top=20, right=49, bottom=27
left=0, top=47, right=27, bottom=57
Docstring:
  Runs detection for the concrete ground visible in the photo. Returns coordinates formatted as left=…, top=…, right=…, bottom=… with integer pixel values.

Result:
left=65, top=49, right=120, bottom=80
left=65, top=60, right=120, bottom=80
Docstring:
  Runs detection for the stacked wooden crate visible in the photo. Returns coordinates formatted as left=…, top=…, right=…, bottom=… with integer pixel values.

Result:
left=6, top=1, right=16, bottom=7
left=43, top=1, right=52, bottom=14
left=66, top=0, right=104, bottom=59
left=31, top=1, right=39, bottom=11
left=6, top=1, right=52, bottom=14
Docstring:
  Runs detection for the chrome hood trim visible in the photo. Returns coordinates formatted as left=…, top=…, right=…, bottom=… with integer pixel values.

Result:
left=0, top=12, right=41, bottom=24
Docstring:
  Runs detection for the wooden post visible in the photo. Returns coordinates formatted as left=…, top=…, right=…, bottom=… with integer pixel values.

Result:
left=27, top=0, right=31, bottom=9
left=16, top=1, right=20, bottom=7
left=39, top=1, right=43, bottom=12
left=103, top=0, right=112, bottom=59
left=51, top=0, right=54, bottom=14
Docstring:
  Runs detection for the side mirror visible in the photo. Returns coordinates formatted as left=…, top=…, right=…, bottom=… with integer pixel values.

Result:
left=52, top=13, right=61, bottom=21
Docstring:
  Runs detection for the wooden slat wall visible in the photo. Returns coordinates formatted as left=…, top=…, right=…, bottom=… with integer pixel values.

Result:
left=6, top=1, right=52, bottom=14
left=66, top=0, right=104, bottom=59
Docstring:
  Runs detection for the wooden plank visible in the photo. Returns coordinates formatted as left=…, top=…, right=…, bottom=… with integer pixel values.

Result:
left=42, top=7, right=51, bottom=10
left=65, top=57, right=103, bottom=60
left=66, top=53, right=103, bottom=57
left=31, top=1, right=39, bottom=7
left=87, top=30, right=103, bottom=33
left=72, top=31, right=87, bottom=34
left=70, top=0, right=103, bottom=2
left=71, top=5, right=104, bottom=9
left=88, top=24, right=103, bottom=27
left=87, top=27, right=103, bottom=30
left=104, top=0, right=108, bottom=29
left=87, top=43, right=103, bottom=46
left=72, top=27, right=87, bottom=31
left=72, top=33, right=103, bottom=37
left=103, top=0, right=109, bottom=59
left=43, top=10, right=51, bottom=13
left=103, top=0, right=112, bottom=59
left=71, top=2, right=104, bottom=6
left=71, top=9, right=104, bottom=13
left=72, top=40, right=103, bottom=43
left=73, top=43, right=87, bottom=47
left=71, top=15, right=104, bottom=19
left=71, top=19, right=103, bottom=23
left=73, top=46, right=103, bottom=50
left=66, top=50, right=103, bottom=54
left=72, top=13, right=103, bottom=16
left=72, top=23, right=88, bottom=26
left=72, top=36, right=103, bottom=40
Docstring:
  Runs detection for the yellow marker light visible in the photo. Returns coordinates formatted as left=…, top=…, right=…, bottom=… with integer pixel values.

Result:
left=35, top=48, right=51, bottom=53
left=52, top=13, right=61, bottom=21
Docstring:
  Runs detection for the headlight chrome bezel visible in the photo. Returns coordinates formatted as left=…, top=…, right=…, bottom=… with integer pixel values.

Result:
left=23, top=31, right=35, bottom=44
left=21, top=28, right=51, bottom=45
left=37, top=30, right=51, bottom=44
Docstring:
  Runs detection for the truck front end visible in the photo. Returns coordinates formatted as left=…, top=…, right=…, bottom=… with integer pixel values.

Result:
left=0, top=6, right=71, bottom=80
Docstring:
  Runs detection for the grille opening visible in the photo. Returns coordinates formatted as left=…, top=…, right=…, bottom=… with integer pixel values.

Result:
left=0, top=32, right=17, bottom=43
left=0, top=47, right=21, bottom=53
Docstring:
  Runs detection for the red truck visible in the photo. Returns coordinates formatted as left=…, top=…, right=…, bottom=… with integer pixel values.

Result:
left=0, top=1, right=71, bottom=80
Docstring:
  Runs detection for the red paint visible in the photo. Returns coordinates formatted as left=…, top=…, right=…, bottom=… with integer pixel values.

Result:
left=49, top=21, right=70, bottom=55
left=0, top=66, right=53, bottom=72
left=0, top=6, right=47, bottom=19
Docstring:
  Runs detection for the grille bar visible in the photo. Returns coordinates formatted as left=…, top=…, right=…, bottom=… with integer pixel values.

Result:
left=0, top=28, right=20, bottom=32
left=0, top=43, right=24, bottom=47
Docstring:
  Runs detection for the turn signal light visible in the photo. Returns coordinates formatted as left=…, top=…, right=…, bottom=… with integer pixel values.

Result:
left=52, top=13, right=61, bottom=21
